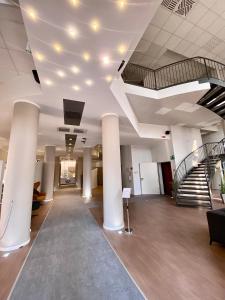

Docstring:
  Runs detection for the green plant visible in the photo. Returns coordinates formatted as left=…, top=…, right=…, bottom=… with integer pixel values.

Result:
left=172, top=180, right=178, bottom=192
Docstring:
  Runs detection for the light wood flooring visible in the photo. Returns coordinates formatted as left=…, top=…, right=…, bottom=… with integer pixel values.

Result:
left=90, top=192, right=225, bottom=300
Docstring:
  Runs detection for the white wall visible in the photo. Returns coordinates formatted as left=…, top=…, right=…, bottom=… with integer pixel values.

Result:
left=171, top=126, right=203, bottom=168
left=131, top=145, right=152, bottom=195
left=202, top=126, right=224, bottom=144
left=151, top=140, right=171, bottom=163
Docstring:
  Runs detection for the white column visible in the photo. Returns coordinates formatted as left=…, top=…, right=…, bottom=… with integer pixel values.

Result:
left=0, top=101, right=39, bottom=251
left=82, top=148, right=92, bottom=199
left=102, top=113, right=124, bottom=231
left=76, top=157, right=83, bottom=189
left=42, top=146, right=56, bottom=201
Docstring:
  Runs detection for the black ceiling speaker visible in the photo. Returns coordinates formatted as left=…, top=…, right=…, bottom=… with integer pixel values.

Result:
left=165, top=130, right=171, bottom=135
left=32, top=70, right=40, bottom=84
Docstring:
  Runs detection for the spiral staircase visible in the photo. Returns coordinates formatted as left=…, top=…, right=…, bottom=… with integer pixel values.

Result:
left=174, top=140, right=225, bottom=208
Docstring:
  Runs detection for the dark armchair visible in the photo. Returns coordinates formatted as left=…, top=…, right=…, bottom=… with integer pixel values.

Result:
left=206, top=208, right=225, bottom=245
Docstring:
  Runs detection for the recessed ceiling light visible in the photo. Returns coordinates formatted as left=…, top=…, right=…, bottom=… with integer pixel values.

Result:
left=90, top=19, right=101, bottom=32
left=26, top=7, right=38, bottom=21
left=85, top=79, right=93, bottom=86
left=117, top=0, right=128, bottom=10
left=53, top=42, right=63, bottom=53
left=105, top=75, right=113, bottom=82
left=56, top=70, right=66, bottom=78
left=69, top=0, right=80, bottom=7
left=35, top=51, right=45, bottom=62
left=71, top=65, right=80, bottom=74
left=82, top=52, right=90, bottom=61
left=72, top=85, right=80, bottom=91
left=66, top=25, right=79, bottom=39
left=44, top=79, right=53, bottom=86
left=117, top=43, right=127, bottom=55
left=102, top=55, right=111, bottom=66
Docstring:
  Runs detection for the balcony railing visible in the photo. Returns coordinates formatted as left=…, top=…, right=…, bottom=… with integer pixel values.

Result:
left=121, top=57, right=225, bottom=90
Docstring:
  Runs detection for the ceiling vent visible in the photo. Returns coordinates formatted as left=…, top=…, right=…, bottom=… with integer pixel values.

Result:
left=73, top=128, right=87, bottom=134
left=161, top=0, right=196, bottom=16
left=58, top=127, right=70, bottom=133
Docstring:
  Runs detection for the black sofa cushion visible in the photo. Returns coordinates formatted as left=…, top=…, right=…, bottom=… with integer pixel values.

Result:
left=207, top=208, right=225, bottom=245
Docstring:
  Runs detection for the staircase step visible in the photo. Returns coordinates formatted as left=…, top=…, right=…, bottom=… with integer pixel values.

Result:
left=180, top=184, right=208, bottom=189
left=177, top=193, right=210, bottom=199
left=178, top=189, right=209, bottom=194
left=176, top=199, right=212, bottom=207
left=188, top=174, right=206, bottom=177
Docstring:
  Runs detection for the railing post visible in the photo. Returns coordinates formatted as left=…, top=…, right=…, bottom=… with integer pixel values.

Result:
left=154, top=70, right=157, bottom=90
left=184, top=160, right=187, bottom=174
left=203, top=58, right=209, bottom=79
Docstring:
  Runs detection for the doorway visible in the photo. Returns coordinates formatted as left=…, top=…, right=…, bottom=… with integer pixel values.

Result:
left=161, top=162, right=173, bottom=196
left=139, top=162, right=160, bottom=194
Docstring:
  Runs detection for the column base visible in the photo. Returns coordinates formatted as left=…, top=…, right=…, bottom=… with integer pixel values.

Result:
left=43, top=198, right=53, bottom=202
left=0, top=238, right=30, bottom=252
left=103, top=223, right=124, bottom=231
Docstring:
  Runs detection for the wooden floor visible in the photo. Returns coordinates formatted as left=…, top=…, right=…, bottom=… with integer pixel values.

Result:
left=90, top=192, right=225, bottom=300
left=0, top=201, right=52, bottom=300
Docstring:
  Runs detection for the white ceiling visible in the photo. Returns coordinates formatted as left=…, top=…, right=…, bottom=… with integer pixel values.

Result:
left=130, top=0, right=225, bottom=68
left=0, top=0, right=162, bottom=153
left=128, top=89, right=221, bottom=128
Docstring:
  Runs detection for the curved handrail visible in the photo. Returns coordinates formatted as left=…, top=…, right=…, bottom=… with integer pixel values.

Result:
left=122, top=56, right=225, bottom=90
left=173, top=138, right=225, bottom=203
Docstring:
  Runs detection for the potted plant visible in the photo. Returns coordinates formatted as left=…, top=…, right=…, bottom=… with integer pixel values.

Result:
left=220, top=177, right=225, bottom=203
left=171, top=180, right=178, bottom=199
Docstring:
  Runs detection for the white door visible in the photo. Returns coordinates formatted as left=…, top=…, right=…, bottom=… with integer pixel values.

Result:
left=140, top=162, right=160, bottom=195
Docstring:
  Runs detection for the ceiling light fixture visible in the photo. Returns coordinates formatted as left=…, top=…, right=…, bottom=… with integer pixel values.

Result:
left=26, top=7, right=38, bottom=21
left=117, top=43, right=127, bottom=55
left=35, top=51, right=45, bottom=62
left=69, top=0, right=80, bottom=7
left=82, top=51, right=90, bottom=61
left=56, top=70, right=66, bottom=78
left=117, top=0, right=128, bottom=10
left=53, top=42, right=63, bottom=53
left=72, top=85, right=80, bottom=91
left=105, top=75, right=113, bottom=82
left=44, top=79, right=53, bottom=86
left=85, top=79, right=93, bottom=86
left=66, top=25, right=79, bottom=39
left=102, top=55, right=111, bottom=66
left=71, top=65, right=80, bottom=74
left=90, top=19, right=101, bottom=32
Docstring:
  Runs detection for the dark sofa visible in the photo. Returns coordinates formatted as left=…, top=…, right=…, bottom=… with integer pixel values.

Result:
left=207, top=208, right=225, bottom=245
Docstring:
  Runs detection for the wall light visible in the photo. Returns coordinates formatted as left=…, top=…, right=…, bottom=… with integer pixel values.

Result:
left=82, top=52, right=91, bottom=61
left=90, top=19, right=101, bottom=32
left=53, top=42, right=63, bottom=53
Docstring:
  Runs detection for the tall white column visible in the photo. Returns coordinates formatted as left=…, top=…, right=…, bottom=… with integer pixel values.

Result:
left=76, top=157, right=83, bottom=189
left=82, top=148, right=92, bottom=199
left=102, top=113, right=124, bottom=231
left=0, top=101, right=39, bottom=251
left=42, top=146, right=56, bottom=201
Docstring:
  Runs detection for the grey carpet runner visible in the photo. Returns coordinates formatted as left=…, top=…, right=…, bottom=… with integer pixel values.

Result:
left=10, top=189, right=144, bottom=300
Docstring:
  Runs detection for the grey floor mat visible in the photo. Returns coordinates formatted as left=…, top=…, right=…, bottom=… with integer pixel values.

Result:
left=10, top=189, right=144, bottom=300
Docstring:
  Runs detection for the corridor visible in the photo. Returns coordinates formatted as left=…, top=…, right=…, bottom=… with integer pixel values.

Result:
left=10, top=189, right=143, bottom=300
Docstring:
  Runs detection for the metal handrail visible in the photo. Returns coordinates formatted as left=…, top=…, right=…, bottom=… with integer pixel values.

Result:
left=173, top=138, right=225, bottom=206
left=122, top=56, right=225, bottom=90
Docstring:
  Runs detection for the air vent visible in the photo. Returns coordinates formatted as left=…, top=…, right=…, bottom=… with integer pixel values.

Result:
left=73, top=128, right=87, bottom=134
left=58, top=127, right=70, bottom=133
left=63, top=99, right=85, bottom=126
left=161, top=0, right=196, bottom=16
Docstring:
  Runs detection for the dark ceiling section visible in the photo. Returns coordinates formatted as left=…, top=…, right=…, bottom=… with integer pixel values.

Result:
left=65, top=134, right=77, bottom=154
left=63, top=99, right=85, bottom=126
